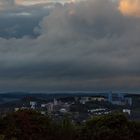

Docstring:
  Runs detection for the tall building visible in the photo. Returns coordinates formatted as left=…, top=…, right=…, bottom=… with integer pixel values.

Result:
left=54, top=98, right=58, bottom=106
left=108, top=92, right=113, bottom=103
left=47, top=103, right=54, bottom=113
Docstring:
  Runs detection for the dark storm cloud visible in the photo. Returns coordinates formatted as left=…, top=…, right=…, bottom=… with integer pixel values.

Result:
left=0, top=1, right=52, bottom=38
left=0, top=0, right=140, bottom=92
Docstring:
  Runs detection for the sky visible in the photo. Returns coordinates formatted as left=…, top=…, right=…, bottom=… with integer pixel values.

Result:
left=0, top=0, right=140, bottom=93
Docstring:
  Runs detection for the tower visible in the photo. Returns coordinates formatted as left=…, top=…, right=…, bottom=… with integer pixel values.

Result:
left=54, top=98, right=58, bottom=106
left=108, top=91, right=112, bottom=103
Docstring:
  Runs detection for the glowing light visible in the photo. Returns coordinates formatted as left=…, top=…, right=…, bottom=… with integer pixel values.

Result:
left=119, top=0, right=140, bottom=17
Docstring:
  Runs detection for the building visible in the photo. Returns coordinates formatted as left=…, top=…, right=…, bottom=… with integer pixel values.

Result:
left=123, top=109, right=131, bottom=115
left=54, top=98, right=58, bottom=106
left=14, top=108, right=19, bottom=112
left=79, top=97, right=90, bottom=104
left=40, top=111, right=46, bottom=115
left=60, top=108, right=67, bottom=113
left=41, top=104, right=47, bottom=108
left=46, top=103, right=54, bottom=113
left=30, top=101, right=37, bottom=109
left=124, top=97, right=132, bottom=106
left=110, top=93, right=124, bottom=105
left=90, top=96, right=107, bottom=102
left=107, top=93, right=132, bottom=106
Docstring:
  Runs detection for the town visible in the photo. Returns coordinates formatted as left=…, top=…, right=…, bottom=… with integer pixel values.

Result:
left=0, top=92, right=139, bottom=123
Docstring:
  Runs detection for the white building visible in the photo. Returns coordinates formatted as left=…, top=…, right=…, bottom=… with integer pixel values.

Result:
left=30, top=101, right=37, bottom=109
left=60, top=108, right=67, bottom=113
left=80, top=97, right=89, bottom=104
left=41, top=104, right=47, bottom=108
left=14, top=108, right=19, bottom=112
left=123, top=109, right=131, bottom=115
left=90, top=97, right=107, bottom=102
left=40, top=111, right=46, bottom=115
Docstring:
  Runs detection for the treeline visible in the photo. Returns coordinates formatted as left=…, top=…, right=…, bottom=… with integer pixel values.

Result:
left=0, top=110, right=140, bottom=140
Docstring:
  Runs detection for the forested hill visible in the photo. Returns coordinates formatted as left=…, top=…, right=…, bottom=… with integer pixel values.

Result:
left=0, top=110, right=140, bottom=140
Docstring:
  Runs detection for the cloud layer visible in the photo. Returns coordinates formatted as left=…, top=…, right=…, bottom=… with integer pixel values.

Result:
left=15, top=0, right=75, bottom=5
left=0, top=0, right=140, bottom=92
